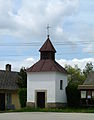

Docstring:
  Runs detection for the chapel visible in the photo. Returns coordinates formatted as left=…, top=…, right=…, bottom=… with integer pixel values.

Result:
left=27, top=35, right=68, bottom=108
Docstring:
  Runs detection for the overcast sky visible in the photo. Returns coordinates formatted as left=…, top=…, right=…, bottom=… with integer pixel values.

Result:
left=0, top=0, right=94, bottom=71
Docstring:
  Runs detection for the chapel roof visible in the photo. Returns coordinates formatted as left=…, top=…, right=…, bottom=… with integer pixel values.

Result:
left=27, top=59, right=67, bottom=74
left=27, top=36, right=67, bottom=74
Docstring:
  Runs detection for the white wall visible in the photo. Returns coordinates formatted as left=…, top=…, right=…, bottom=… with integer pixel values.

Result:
left=27, top=71, right=68, bottom=104
left=55, top=72, right=68, bottom=103
left=27, top=72, right=56, bottom=103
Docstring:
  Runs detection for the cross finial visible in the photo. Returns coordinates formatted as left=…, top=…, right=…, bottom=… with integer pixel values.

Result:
left=47, top=24, right=50, bottom=38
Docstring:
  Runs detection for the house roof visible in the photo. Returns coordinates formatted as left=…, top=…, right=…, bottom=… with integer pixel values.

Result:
left=78, top=85, right=94, bottom=90
left=83, top=71, right=94, bottom=85
left=0, top=70, right=19, bottom=90
left=27, top=59, right=67, bottom=74
left=39, top=37, right=56, bottom=53
left=78, top=71, right=94, bottom=90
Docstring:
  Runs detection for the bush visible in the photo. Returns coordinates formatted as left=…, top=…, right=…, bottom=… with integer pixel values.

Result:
left=66, top=84, right=80, bottom=107
left=18, top=88, right=27, bottom=108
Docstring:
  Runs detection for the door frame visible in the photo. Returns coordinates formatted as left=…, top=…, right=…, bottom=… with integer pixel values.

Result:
left=35, top=90, right=47, bottom=108
left=0, top=93, right=5, bottom=111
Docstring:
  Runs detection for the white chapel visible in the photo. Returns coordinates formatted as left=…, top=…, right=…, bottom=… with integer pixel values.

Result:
left=27, top=35, right=68, bottom=108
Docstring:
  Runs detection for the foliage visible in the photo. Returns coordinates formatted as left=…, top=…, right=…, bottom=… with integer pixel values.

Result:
left=17, top=67, right=27, bottom=108
left=65, top=65, right=86, bottom=107
left=66, top=84, right=80, bottom=107
left=18, top=88, right=27, bottom=108
left=83, top=62, right=94, bottom=78
left=8, top=107, right=94, bottom=113
left=17, top=67, right=27, bottom=88
left=65, top=64, right=85, bottom=85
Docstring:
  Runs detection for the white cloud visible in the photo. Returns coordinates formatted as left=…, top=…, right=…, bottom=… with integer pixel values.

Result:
left=0, top=0, right=79, bottom=40
left=0, top=57, right=37, bottom=71
left=0, top=0, right=94, bottom=53
left=0, top=0, right=94, bottom=61
left=1, top=57, right=94, bottom=72
left=57, top=58, right=94, bottom=70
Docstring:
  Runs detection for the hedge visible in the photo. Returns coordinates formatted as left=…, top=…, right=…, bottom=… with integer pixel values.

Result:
left=18, top=88, right=27, bottom=108
left=66, top=84, right=80, bottom=107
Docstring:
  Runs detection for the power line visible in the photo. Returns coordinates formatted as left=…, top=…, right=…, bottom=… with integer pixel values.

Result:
left=0, top=51, right=91, bottom=58
left=0, top=41, right=93, bottom=58
left=0, top=43, right=94, bottom=47
left=0, top=41, right=94, bottom=46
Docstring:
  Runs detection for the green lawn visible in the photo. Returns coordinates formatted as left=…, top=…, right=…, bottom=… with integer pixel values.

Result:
left=7, top=107, right=94, bottom=113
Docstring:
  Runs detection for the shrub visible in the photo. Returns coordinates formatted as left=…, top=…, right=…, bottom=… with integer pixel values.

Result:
left=18, top=88, right=27, bottom=108
left=66, top=84, right=80, bottom=107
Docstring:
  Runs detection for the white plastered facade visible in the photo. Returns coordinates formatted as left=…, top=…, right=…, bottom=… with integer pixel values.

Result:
left=27, top=71, right=68, bottom=104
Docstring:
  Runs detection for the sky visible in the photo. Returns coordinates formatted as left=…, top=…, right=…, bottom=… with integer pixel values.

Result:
left=0, top=0, right=94, bottom=71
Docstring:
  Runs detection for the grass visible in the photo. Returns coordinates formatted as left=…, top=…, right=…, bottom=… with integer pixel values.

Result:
left=6, top=107, right=94, bottom=113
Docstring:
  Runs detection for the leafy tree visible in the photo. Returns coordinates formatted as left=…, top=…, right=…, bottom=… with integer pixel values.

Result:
left=83, top=62, right=94, bottom=78
left=66, top=84, right=80, bottom=107
left=65, top=64, right=85, bottom=85
left=17, top=67, right=27, bottom=108
left=65, top=63, right=94, bottom=107
left=65, top=64, right=85, bottom=107
left=17, top=67, right=27, bottom=88
left=18, top=88, right=27, bottom=108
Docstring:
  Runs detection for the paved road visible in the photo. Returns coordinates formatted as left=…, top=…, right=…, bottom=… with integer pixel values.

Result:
left=0, top=112, right=94, bottom=120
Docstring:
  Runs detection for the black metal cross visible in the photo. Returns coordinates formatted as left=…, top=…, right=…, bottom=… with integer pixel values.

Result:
left=47, top=24, right=50, bottom=37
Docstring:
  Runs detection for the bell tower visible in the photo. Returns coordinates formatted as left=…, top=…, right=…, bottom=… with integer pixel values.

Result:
left=39, top=36, right=56, bottom=61
left=39, top=25, right=56, bottom=61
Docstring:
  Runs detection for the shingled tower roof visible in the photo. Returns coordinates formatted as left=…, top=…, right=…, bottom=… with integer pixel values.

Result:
left=27, top=36, right=67, bottom=74
left=39, top=37, right=56, bottom=53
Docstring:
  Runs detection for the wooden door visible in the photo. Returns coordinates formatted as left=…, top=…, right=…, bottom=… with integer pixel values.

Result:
left=37, top=92, right=45, bottom=108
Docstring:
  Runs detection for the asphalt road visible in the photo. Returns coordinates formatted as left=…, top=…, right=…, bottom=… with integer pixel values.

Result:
left=0, top=112, right=94, bottom=120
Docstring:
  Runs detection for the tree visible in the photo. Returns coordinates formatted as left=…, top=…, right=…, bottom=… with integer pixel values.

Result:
left=17, top=67, right=27, bottom=88
left=18, top=88, right=27, bottom=108
left=66, top=84, right=80, bottom=107
left=65, top=64, right=85, bottom=107
left=65, top=64, right=85, bottom=85
left=83, top=62, right=94, bottom=78
left=17, top=67, right=27, bottom=108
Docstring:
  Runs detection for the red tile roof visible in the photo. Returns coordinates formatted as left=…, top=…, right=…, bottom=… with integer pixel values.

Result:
left=27, top=59, right=67, bottom=74
left=39, top=37, right=56, bottom=53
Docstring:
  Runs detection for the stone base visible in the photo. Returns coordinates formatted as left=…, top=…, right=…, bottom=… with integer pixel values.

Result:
left=26, top=102, right=35, bottom=108
left=47, top=103, right=67, bottom=108
left=27, top=102, right=67, bottom=108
